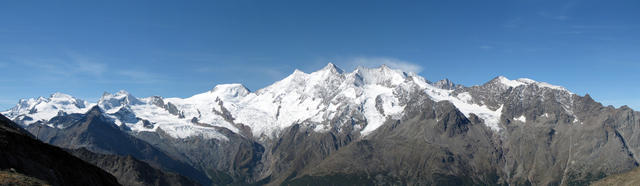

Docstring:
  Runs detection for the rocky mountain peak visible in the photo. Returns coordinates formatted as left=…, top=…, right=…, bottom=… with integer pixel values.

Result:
left=320, top=62, right=344, bottom=74
left=98, top=90, right=142, bottom=111
left=148, top=96, right=165, bottom=107
left=211, top=84, right=251, bottom=98
left=86, top=105, right=104, bottom=116
left=354, top=65, right=407, bottom=86
left=485, top=76, right=519, bottom=88
left=432, top=78, right=457, bottom=90
left=50, top=92, right=74, bottom=99
left=50, top=92, right=86, bottom=108
left=483, top=76, right=572, bottom=95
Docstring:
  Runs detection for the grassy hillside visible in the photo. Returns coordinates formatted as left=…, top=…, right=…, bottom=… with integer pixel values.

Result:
left=0, top=170, right=50, bottom=186
left=591, top=167, right=640, bottom=186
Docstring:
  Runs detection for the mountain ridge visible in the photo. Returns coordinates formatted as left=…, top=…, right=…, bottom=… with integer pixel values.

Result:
left=1, top=63, right=587, bottom=139
left=3, top=63, right=639, bottom=185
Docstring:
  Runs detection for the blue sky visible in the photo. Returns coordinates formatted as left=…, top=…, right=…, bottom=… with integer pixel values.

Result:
left=0, top=0, right=639, bottom=110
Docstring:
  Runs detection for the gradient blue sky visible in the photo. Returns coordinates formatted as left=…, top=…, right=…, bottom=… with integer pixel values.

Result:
left=1, top=0, right=639, bottom=110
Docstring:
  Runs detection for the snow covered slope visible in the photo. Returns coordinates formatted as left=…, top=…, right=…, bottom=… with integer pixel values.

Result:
left=2, top=93, right=94, bottom=126
left=1, top=63, right=573, bottom=139
left=495, top=76, right=571, bottom=92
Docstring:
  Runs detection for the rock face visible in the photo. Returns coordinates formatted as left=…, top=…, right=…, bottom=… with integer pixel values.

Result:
left=132, top=128, right=263, bottom=185
left=3, top=63, right=640, bottom=185
left=25, top=106, right=212, bottom=186
left=0, top=113, right=120, bottom=186
left=67, top=148, right=200, bottom=186
left=280, top=95, right=502, bottom=185
left=433, top=78, right=459, bottom=90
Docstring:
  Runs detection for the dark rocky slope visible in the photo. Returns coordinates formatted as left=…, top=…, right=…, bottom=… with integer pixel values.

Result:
left=0, top=113, right=120, bottom=186
left=281, top=93, right=503, bottom=185
left=25, top=106, right=212, bottom=185
left=133, top=128, right=263, bottom=185
left=275, top=88, right=640, bottom=185
left=67, top=148, right=200, bottom=186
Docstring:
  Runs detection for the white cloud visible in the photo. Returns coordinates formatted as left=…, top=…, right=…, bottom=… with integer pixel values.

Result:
left=345, top=57, right=423, bottom=73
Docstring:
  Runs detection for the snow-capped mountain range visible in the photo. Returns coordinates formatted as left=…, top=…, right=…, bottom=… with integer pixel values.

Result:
left=2, top=63, right=574, bottom=140
left=5, top=63, right=639, bottom=185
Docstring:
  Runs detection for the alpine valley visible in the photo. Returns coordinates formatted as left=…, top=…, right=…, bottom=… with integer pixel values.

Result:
left=3, top=63, right=640, bottom=185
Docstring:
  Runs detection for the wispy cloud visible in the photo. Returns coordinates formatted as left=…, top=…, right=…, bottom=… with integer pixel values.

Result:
left=0, top=98, right=15, bottom=104
left=116, top=70, right=162, bottom=84
left=0, top=98, right=17, bottom=110
left=570, top=25, right=638, bottom=31
left=556, top=31, right=584, bottom=35
left=67, top=53, right=108, bottom=76
left=538, top=11, right=570, bottom=21
left=12, top=52, right=163, bottom=85
left=260, top=68, right=287, bottom=80
left=345, top=57, right=423, bottom=73
left=537, top=0, right=578, bottom=21
left=480, top=45, right=494, bottom=50
left=503, top=17, right=523, bottom=28
left=16, top=53, right=108, bottom=77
